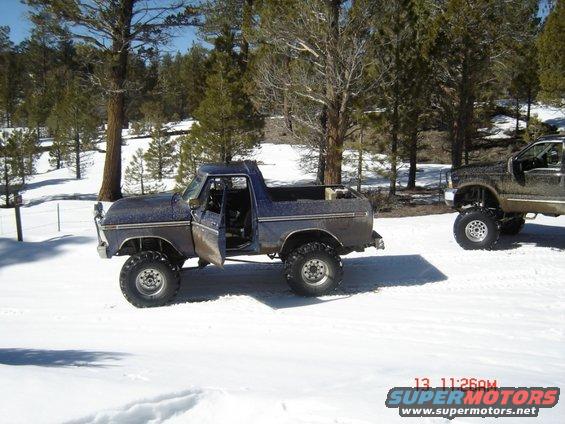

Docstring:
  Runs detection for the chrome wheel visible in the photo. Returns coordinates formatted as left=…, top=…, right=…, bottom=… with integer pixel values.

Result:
left=135, top=268, right=165, bottom=296
left=465, top=219, right=488, bottom=242
left=301, top=259, right=329, bottom=286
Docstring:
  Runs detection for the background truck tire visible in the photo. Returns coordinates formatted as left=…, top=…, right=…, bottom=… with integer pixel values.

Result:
left=119, top=251, right=180, bottom=308
left=454, top=208, right=500, bottom=250
left=501, top=216, right=525, bottom=235
left=284, top=242, right=343, bottom=296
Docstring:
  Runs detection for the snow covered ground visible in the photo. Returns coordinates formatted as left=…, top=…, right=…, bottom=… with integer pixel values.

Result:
left=0, top=129, right=564, bottom=423
left=485, top=102, right=565, bottom=139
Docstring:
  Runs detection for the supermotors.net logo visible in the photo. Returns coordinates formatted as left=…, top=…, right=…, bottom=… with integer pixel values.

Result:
left=385, top=387, right=560, bottom=419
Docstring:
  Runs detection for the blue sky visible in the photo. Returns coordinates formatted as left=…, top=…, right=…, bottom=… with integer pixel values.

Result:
left=1, top=0, right=551, bottom=51
left=0, top=0, right=200, bottom=53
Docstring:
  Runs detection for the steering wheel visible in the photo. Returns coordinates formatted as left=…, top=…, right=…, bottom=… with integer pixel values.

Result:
left=532, top=156, right=544, bottom=169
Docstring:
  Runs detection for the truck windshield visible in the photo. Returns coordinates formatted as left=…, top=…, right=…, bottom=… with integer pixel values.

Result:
left=181, top=175, right=204, bottom=201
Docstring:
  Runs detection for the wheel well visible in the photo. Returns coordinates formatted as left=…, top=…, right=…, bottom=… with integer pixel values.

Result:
left=118, top=237, right=183, bottom=262
left=280, top=230, right=342, bottom=257
left=454, top=185, right=500, bottom=209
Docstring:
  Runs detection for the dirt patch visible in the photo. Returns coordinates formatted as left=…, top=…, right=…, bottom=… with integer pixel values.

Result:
left=365, top=188, right=453, bottom=218
left=377, top=202, right=453, bottom=218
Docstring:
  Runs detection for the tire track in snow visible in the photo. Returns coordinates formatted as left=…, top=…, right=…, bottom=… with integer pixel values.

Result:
left=65, top=389, right=204, bottom=424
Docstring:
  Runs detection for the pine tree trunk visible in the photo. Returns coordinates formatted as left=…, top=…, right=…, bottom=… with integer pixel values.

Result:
left=317, top=107, right=327, bottom=184
left=99, top=92, right=125, bottom=200
left=283, top=56, right=293, bottom=133
left=515, top=97, right=520, bottom=134
left=240, top=0, right=253, bottom=67
left=98, top=0, right=133, bottom=201
left=463, top=94, right=475, bottom=165
left=407, top=127, right=418, bottom=190
left=75, top=132, right=81, bottom=180
left=389, top=110, right=399, bottom=196
left=316, top=135, right=326, bottom=184
left=322, top=0, right=344, bottom=185
left=3, top=159, right=9, bottom=207
left=452, top=52, right=471, bottom=169
left=356, top=127, right=363, bottom=192
left=324, top=109, right=343, bottom=185
left=526, top=91, right=532, bottom=128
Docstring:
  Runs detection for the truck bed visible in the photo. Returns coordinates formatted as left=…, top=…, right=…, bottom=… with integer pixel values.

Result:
left=266, top=185, right=358, bottom=202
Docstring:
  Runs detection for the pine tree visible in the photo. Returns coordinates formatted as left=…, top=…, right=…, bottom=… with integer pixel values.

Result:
left=47, top=76, right=100, bottom=179
left=16, top=11, right=60, bottom=134
left=372, top=0, right=436, bottom=194
left=434, top=0, right=530, bottom=167
left=0, top=27, right=20, bottom=128
left=143, top=123, right=177, bottom=181
left=6, top=129, right=41, bottom=185
left=49, top=138, right=67, bottom=170
left=125, top=148, right=146, bottom=195
left=199, top=0, right=255, bottom=64
left=180, top=44, right=208, bottom=117
left=124, top=147, right=163, bottom=195
left=26, top=0, right=197, bottom=201
left=188, top=30, right=263, bottom=164
left=0, top=131, right=23, bottom=206
left=495, top=0, right=540, bottom=132
left=538, top=0, right=565, bottom=104
left=254, top=0, right=378, bottom=184
left=175, top=133, right=208, bottom=189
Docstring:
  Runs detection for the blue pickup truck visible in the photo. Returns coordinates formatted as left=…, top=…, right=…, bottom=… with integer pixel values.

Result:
left=95, top=161, right=383, bottom=307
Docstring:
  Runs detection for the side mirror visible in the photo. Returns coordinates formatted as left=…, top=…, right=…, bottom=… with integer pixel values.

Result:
left=507, top=157, right=514, bottom=176
left=188, top=198, right=201, bottom=210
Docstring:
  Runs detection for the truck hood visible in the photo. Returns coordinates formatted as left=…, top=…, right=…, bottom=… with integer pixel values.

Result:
left=452, top=161, right=507, bottom=177
left=102, top=193, right=191, bottom=226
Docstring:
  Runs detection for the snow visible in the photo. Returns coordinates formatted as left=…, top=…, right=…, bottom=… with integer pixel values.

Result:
left=0, top=118, right=564, bottom=423
left=486, top=102, right=565, bottom=138
left=525, top=103, right=565, bottom=131
left=485, top=114, right=527, bottom=139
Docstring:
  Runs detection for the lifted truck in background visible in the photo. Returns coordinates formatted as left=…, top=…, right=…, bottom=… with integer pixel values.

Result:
left=95, top=161, right=384, bottom=307
left=445, top=135, right=565, bottom=250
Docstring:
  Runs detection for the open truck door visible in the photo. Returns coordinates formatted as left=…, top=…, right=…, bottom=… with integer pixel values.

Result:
left=190, top=178, right=227, bottom=267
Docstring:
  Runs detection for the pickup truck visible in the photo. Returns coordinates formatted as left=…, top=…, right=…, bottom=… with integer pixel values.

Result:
left=95, top=161, right=384, bottom=307
left=444, top=135, right=565, bottom=249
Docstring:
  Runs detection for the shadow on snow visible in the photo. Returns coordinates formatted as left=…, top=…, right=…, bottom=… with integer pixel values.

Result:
left=174, top=254, right=447, bottom=309
left=496, top=223, right=565, bottom=251
left=0, top=235, right=92, bottom=269
left=0, top=348, right=128, bottom=367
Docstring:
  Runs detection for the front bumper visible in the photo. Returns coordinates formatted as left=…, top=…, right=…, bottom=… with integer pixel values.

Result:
left=372, top=230, right=385, bottom=250
left=444, top=188, right=457, bottom=207
left=97, top=242, right=110, bottom=258
left=94, top=202, right=110, bottom=258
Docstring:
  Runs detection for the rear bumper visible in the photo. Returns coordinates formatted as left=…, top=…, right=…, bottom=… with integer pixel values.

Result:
left=372, top=230, right=385, bottom=250
left=444, top=188, right=457, bottom=207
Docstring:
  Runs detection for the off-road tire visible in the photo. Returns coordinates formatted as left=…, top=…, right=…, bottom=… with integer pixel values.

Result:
left=284, top=242, right=343, bottom=296
left=119, top=251, right=180, bottom=308
left=454, top=208, right=500, bottom=250
left=501, top=216, right=525, bottom=235
left=170, top=258, right=186, bottom=271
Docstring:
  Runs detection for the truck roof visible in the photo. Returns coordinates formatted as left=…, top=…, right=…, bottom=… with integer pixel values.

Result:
left=538, top=134, right=565, bottom=141
left=198, top=161, right=261, bottom=177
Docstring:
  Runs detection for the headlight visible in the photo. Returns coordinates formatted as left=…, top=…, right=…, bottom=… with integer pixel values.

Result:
left=445, top=171, right=453, bottom=189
